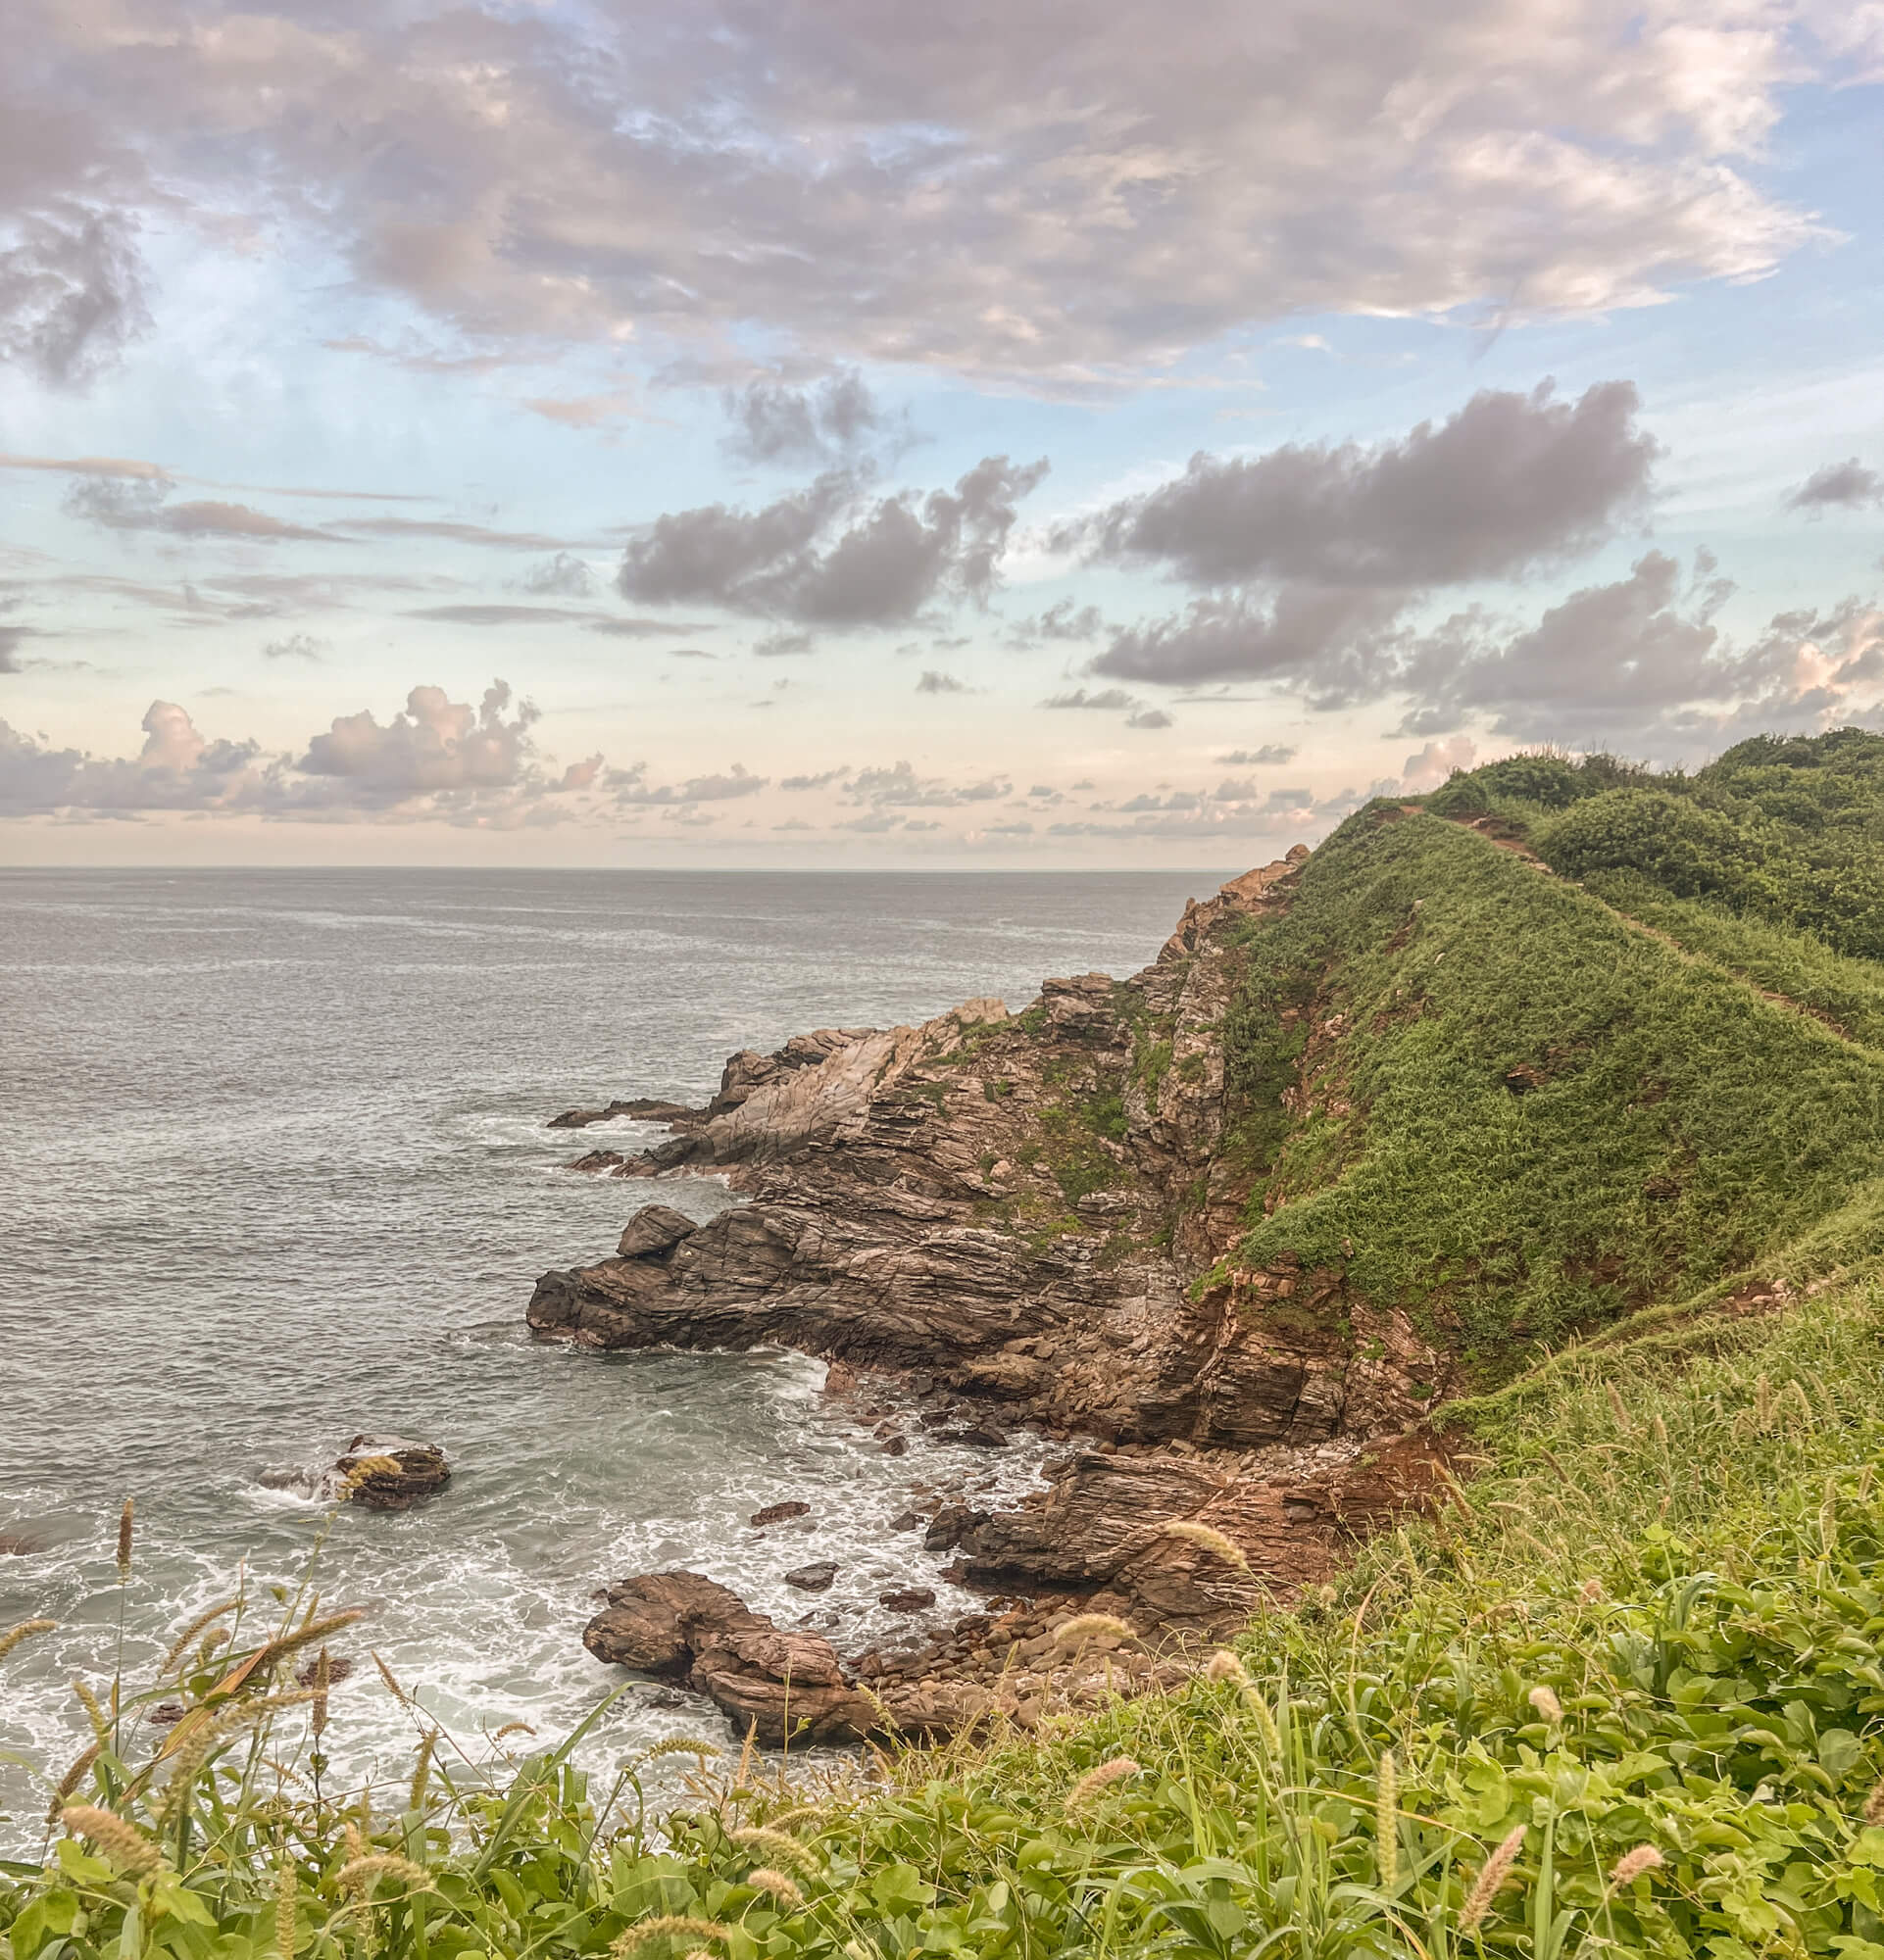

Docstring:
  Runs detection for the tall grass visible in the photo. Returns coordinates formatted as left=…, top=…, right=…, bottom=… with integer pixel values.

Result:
left=8, top=1283, right=1884, bottom=1958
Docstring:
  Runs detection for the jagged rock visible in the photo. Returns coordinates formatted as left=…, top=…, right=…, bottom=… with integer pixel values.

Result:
left=784, top=1560, right=838, bottom=1592
left=880, top=1587, right=936, bottom=1612
left=749, top=1500, right=812, bottom=1527
left=538, top=851, right=1467, bottom=1672
left=618, top=1204, right=698, bottom=1258
left=582, top=1570, right=875, bottom=1744
left=336, top=1436, right=450, bottom=1511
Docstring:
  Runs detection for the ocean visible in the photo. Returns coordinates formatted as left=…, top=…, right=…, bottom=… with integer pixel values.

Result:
left=0, top=866, right=1224, bottom=1831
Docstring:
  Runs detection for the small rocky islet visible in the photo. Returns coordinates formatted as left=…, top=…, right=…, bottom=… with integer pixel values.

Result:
left=527, top=847, right=1462, bottom=1742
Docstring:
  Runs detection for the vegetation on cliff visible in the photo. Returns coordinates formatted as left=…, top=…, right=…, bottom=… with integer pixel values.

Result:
left=5, top=730, right=1883, bottom=1959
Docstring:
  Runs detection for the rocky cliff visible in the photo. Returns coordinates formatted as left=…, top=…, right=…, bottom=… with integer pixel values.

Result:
left=529, top=848, right=1458, bottom=1707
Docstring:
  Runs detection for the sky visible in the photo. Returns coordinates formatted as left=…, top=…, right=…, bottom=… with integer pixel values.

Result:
left=3, top=0, right=1883, bottom=867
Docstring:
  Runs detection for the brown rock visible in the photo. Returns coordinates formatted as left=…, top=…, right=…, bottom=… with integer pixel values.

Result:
left=880, top=1587, right=936, bottom=1612
left=337, top=1436, right=450, bottom=1512
left=618, top=1204, right=698, bottom=1258
left=749, top=1500, right=812, bottom=1527
left=784, top=1560, right=839, bottom=1592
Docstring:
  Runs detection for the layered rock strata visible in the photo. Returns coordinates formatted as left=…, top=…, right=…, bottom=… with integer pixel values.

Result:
left=534, top=853, right=1457, bottom=1730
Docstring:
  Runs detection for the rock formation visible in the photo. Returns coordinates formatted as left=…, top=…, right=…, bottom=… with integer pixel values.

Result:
left=541, top=852, right=1460, bottom=1731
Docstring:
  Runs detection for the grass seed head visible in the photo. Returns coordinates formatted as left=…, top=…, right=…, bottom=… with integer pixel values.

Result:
left=610, top=1918, right=727, bottom=1955
left=1607, top=1844, right=1664, bottom=1889
left=1527, top=1685, right=1564, bottom=1724
left=1459, top=1825, right=1527, bottom=1931
left=275, top=1859, right=298, bottom=1956
left=160, top=1595, right=243, bottom=1680
left=1375, top=1749, right=1399, bottom=1893
left=1052, top=1613, right=1138, bottom=1648
left=46, top=1741, right=100, bottom=1823
left=745, top=1868, right=805, bottom=1907
left=336, top=1853, right=432, bottom=1895
left=0, top=1617, right=58, bottom=1662
left=1064, top=1756, right=1141, bottom=1810
left=62, top=1804, right=163, bottom=1878
left=1864, top=1777, right=1884, bottom=1829
left=1158, top=1520, right=1250, bottom=1568
left=116, top=1499, right=134, bottom=1581
left=1204, top=1648, right=1250, bottom=1686
left=731, top=1827, right=820, bottom=1872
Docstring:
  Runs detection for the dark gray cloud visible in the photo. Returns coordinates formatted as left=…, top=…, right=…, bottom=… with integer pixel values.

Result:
left=1125, top=706, right=1173, bottom=729
left=5, top=1, right=1834, bottom=382
left=917, top=670, right=967, bottom=693
left=1787, top=460, right=1884, bottom=514
left=1397, top=553, right=1884, bottom=752
left=1094, top=586, right=1406, bottom=693
left=722, top=371, right=884, bottom=466
left=780, top=767, right=848, bottom=791
left=617, top=456, right=1048, bottom=626
left=1071, top=382, right=1655, bottom=588
left=0, top=625, right=29, bottom=673
left=1010, top=601, right=1108, bottom=646
left=1079, top=382, right=1655, bottom=697
left=1217, top=745, right=1297, bottom=764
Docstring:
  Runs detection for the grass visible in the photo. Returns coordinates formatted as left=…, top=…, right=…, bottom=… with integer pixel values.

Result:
left=10, top=1283, right=1884, bottom=1959
left=1207, top=805, right=1884, bottom=1364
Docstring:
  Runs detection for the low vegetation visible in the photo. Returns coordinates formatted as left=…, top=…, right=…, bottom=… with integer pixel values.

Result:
left=7, top=730, right=1883, bottom=1960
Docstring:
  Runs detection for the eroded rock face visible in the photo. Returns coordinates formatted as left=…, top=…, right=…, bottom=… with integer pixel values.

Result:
left=536, top=853, right=1454, bottom=1648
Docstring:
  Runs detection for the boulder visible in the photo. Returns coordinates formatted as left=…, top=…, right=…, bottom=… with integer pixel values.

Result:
left=618, top=1205, right=698, bottom=1259
left=749, top=1500, right=812, bottom=1527
left=582, top=1569, right=874, bottom=1745
left=336, top=1436, right=450, bottom=1511
left=784, top=1560, right=839, bottom=1592
left=880, top=1587, right=936, bottom=1612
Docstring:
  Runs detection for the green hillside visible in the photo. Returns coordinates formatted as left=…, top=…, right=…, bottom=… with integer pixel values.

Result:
left=7, top=732, right=1884, bottom=1960
left=1209, top=779, right=1884, bottom=1365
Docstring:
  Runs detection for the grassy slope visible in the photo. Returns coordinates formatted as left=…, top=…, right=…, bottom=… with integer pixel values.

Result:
left=1212, top=807, right=1884, bottom=1362
left=9, top=740, right=1884, bottom=1960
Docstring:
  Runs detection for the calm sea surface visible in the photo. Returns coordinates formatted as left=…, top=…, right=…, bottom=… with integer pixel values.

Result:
left=0, top=867, right=1224, bottom=1831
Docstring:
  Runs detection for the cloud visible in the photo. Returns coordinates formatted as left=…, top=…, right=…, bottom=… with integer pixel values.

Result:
left=0, top=680, right=609, bottom=824
left=846, top=760, right=1010, bottom=808
left=405, top=603, right=607, bottom=626
left=1399, top=553, right=1884, bottom=753
left=0, top=625, right=30, bottom=673
left=780, top=767, right=849, bottom=790
left=1126, top=707, right=1174, bottom=729
left=8, top=3, right=1837, bottom=382
left=0, top=205, right=149, bottom=387
left=262, top=632, right=325, bottom=661
left=338, top=516, right=581, bottom=550
left=66, top=477, right=334, bottom=543
left=1399, top=735, right=1477, bottom=791
left=0, top=699, right=263, bottom=815
left=297, top=680, right=541, bottom=806
left=523, top=390, right=642, bottom=427
left=722, top=371, right=884, bottom=465
left=615, top=456, right=1048, bottom=626
left=1787, top=460, right=1884, bottom=513
left=917, top=670, right=967, bottom=693
left=1094, top=586, right=1406, bottom=693
left=1078, top=381, right=1654, bottom=698
left=521, top=553, right=596, bottom=598
left=588, top=617, right=719, bottom=639
left=611, top=761, right=768, bottom=806
left=1217, top=745, right=1297, bottom=764
left=1042, top=686, right=1140, bottom=711
left=0, top=451, right=168, bottom=480
left=1071, top=381, right=1655, bottom=588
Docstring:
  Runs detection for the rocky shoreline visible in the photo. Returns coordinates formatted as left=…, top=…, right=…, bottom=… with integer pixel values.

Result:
left=529, top=853, right=1458, bottom=1742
